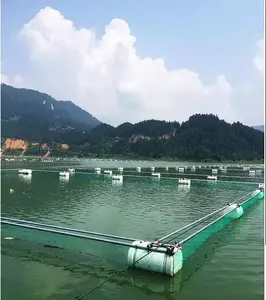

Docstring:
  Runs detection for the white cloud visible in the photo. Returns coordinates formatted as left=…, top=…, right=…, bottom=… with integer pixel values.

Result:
left=18, top=7, right=234, bottom=125
left=253, top=38, right=264, bottom=76
left=1, top=73, right=24, bottom=88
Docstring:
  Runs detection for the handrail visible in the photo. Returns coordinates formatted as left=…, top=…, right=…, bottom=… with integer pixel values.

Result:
left=1, top=216, right=136, bottom=242
left=159, top=191, right=254, bottom=242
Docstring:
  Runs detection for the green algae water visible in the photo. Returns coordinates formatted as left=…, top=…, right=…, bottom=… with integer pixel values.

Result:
left=1, top=160, right=264, bottom=300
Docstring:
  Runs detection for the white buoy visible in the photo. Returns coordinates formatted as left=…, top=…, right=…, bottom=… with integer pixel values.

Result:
left=221, top=204, right=244, bottom=219
left=112, top=174, right=123, bottom=181
left=9, top=189, right=14, bottom=194
left=178, top=178, right=191, bottom=185
left=18, top=169, right=32, bottom=175
left=151, top=172, right=161, bottom=178
left=127, top=241, right=183, bottom=276
left=59, top=171, right=70, bottom=177
left=104, top=170, right=112, bottom=175
left=207, top=175, right=217, bottom=181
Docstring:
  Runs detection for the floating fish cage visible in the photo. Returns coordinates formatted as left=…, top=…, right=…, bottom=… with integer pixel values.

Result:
left=165, top=166, right=169, bottom=171
left=18, top=169, right=32, bottom=175
left=68, top=168, right=75, bottom=173
left=190, top=166, right=196, bottom=171
left=94, top=167, right=101, bottom=171
left=178, top=167, right=185, bottom=173
left=212, top=169, right=218, bottom=174
left=136, top=167, right=141, bottom=172
left=2, top=186, right=263, bottom=277
left=249, top=170, right=256, bottom=176
left=150, top=167, right=155, bottom=172
left=118, top=167, right=124, bottom=172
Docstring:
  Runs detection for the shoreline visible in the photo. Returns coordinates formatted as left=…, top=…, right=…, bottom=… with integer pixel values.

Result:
left=1, top=154, right=264, bottom=165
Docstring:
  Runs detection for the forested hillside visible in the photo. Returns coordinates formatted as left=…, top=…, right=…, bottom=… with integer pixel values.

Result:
left=80, top=114, right=264, bottom=161
left=1, top=84, right=100, bottom=142
left=1, top=84, right=264, bottom=161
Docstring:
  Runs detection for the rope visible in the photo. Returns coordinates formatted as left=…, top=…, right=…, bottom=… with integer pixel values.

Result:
left=74, top=241, right=165, bottom=300
left=74, top=189, right=256, bottom=299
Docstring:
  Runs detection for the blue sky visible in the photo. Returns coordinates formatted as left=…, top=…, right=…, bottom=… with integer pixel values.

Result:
left=1, top=0, right=264, bottom=125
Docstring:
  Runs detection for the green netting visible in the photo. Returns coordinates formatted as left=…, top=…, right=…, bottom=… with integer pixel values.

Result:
left=241, top=192, right=261, bottom=211
left=1, top=225, right=128, bottom=262
left=181, top=208, right=238, bottom=262
left=182, top=191, right=263, bottom=262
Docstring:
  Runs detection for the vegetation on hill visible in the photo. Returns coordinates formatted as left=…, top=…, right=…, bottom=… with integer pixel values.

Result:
left=1, top=84, right=264, bottom=161
left=79, top=115, right=264, bottom=161
left=1, top=84, right=100, bottom=142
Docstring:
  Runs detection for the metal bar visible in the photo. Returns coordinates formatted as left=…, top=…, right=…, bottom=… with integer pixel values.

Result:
left=239, top=191, right=259, bottom=206
left=159, top=191, right=254, bottom=242
left=179, top=205, right=238, bottom=244
left=0, top=217, right=136, bottom=242
left=178, top=192, right=260, bottom=245
left=1, top=220, right=168, bottom=253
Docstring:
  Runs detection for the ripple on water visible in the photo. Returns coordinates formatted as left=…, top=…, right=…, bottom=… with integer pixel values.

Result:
left=1, top=167, right=263, bottom=300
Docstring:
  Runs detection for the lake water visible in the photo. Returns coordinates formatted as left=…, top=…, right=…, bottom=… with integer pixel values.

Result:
left=1, top=159, right=264, bottom=300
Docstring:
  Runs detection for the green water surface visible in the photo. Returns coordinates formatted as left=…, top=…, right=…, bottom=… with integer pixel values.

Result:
left=1, top=160, right=264, bottom=300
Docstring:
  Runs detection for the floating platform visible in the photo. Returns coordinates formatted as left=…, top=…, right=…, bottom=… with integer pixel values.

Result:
left=1, top=186, right=264, bottom=277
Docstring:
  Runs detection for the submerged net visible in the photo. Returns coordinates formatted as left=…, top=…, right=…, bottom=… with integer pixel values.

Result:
left=1, top=221, right=130, bottom=264
left=180, top=191, right=263, bottom=262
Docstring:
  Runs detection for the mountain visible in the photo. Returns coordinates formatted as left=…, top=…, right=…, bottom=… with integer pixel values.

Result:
left=1, top=84, right=264, bottom=161
left=1, top=84, right=101, bottom=142
left=80, top=114, right=264, bottom=161
left=253, top=125, right=264, bottom=132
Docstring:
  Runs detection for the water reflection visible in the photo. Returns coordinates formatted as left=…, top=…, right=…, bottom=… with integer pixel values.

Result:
left=177, top=184, right=191, bottom=194
left=59, top=176, right=69, bottom=183
left=18, top=173, right=32, bottom=184
left=112, top=180, right=123, bottom=187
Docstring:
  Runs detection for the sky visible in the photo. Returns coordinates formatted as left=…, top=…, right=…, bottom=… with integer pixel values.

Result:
left=1, top=0, right=264, bottom=126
